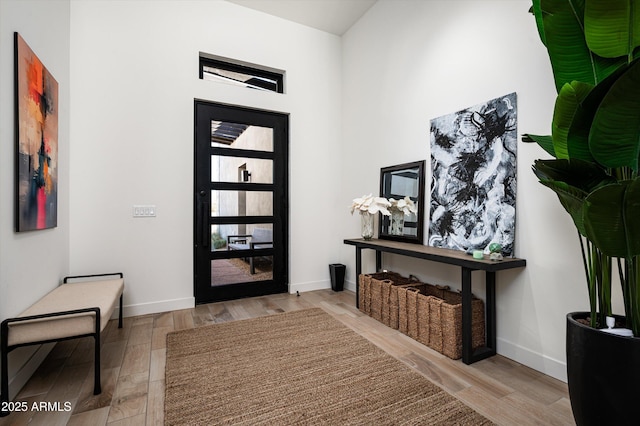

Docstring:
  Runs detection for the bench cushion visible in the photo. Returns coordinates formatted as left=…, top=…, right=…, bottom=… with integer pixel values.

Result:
left=250, top=228, right=272, bottom=243
left=7, top=278, right=124, bottom=347
left=227, top=243, right=273, bottom=250
left=228, top=228, right=273, bottom=251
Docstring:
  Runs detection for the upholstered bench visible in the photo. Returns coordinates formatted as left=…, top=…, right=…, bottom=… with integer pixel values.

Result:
left=228, top=228, right=273, bottom=274
left=0, top=273, right=124, bottom=417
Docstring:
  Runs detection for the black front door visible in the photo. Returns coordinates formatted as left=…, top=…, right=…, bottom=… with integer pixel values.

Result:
left=194, top=101, right=288, bottom=304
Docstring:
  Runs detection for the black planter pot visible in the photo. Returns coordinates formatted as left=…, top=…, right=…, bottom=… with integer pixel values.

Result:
left=566, top=312, right=640, bottom=426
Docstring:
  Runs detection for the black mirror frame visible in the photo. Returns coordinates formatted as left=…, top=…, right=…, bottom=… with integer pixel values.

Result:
left=378, top=160, right=425, bottom=244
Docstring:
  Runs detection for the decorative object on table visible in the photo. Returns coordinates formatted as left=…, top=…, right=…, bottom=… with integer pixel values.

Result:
left=488, top=242, right=501, bottom=253
left=378, top=160, right=426, bottom=244
left=350, top=194, right=391, bottom=240
left=524, top=1, right=640, bottom=425
left=489, top=242, right=503, bottom=261
left=388, top=196, right=417, bottom=236
left=14, top=33, right=59, bottom=232
left=429, top=92, right=517, bottom=256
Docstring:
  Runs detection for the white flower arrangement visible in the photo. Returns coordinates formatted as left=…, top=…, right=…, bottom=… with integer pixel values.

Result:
left=350, top=194, right=391, bottom=216
left=388, top=196, right=417, bottom=215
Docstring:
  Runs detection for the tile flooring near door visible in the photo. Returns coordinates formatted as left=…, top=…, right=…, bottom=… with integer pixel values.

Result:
left=0, top=290, right=575, bottom=425
left=210, top=258, right=273, bottom=286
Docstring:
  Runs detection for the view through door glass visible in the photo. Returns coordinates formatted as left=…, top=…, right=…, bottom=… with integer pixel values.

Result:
left=194, top=101, right=288, bottom=304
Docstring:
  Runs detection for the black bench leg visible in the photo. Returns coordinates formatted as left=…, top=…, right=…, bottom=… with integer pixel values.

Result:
left=118, top=294, right=123, bottom=329
left=93, top=333, right=101, bottom=395
left=94, top=295, right=123, bottom=395
left=93, top=310, right=102, bottom=395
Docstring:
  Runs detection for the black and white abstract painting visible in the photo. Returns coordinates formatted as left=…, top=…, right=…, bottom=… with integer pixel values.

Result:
left=429, top=93, right=517, bottom=256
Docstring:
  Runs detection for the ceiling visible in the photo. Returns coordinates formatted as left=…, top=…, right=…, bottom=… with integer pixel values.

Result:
left=226, top=0, right=377, bottom=36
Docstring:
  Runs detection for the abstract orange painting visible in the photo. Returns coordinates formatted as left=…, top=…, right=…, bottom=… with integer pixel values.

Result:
left=15, top=33, right=58, bottom=231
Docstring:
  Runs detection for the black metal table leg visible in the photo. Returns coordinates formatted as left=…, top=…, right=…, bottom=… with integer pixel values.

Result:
left=355, top=247, right=362, bottom=308
left=462, top=267, right=497, bottom=364
left=376, top=251, right=382, bottom=271
left=486, top=271, right=497, bottom=353
left=461, top=267, right=473, bottom=364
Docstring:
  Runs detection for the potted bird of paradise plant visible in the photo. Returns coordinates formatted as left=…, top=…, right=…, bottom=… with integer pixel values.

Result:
left=524, top=1, right=640, bottom=424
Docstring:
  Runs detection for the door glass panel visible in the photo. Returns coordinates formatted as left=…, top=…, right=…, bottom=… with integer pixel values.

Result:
left=210, top=223, right=273, bottom=286
left=211, top=190, right=273, bottom=217
left=211, top=121, right=274, bottom=152
left=211, top=156, right=273, bottom=184
left=210, top=257, right=273, bottom=286
left=211, top=224, right=273, bottom=251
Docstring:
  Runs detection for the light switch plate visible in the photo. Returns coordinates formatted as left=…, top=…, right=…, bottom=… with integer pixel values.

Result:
left=133, top=205, right=156, bottom=217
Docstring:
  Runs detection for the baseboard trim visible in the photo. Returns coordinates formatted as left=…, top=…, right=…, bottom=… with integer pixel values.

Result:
left=289, top=280, right=357, bottom=295
left=118, top=297, right=195, bottom=318
left=344, top=279, right=356, bottom=293
left=289, top=280, right=329, bottom=294
left=498, top=337, right=567, bottom=383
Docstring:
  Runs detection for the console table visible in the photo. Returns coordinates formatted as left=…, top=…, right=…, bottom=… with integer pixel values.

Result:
left=343, top=238, right=526, bottom=365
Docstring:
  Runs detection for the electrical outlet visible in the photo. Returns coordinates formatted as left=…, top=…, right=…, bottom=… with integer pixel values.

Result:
left=133, top=205, right=157, bottom=217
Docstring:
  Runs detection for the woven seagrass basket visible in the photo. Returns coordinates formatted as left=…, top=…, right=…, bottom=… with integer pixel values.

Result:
left=358, top=272, right=417, bottom=327
left=397, top=283, right=446, bottom=337
left=397, top=284, right=485, bottom=360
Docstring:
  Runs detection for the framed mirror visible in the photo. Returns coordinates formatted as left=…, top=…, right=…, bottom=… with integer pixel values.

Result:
left=378, top=160, right=425, bottom=244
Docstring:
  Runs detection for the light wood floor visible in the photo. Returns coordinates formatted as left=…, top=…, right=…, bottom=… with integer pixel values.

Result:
left=0, top=289, right=575, bottom=425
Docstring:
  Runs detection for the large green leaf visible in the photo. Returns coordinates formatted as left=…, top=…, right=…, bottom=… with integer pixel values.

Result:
left=623, top=178, right=640, bottom=256
left=533, top=158, right=614, bottom=191
left=538, top=178, right=589, bottom=235
left=589, top=58, right=640, bottom=170
left=583, top=178, right=640, bottom=257
left=583, top=183, right=626, bottom=255
left=566, top=62, right=630, bottom=161
left=537, top=0, right=626, bottom=91
left=552, top=81, right=593, bottom=159
left=585, top=0, right=640, bottom=59
left=531, top=0, right=548, bottom=46
left=522, top=134, right=556, bottom=157
left=533, top=158, right=615, bottom=236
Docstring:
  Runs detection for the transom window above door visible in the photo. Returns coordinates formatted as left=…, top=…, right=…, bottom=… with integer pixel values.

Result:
left=199, top=55, right=285, bottom=94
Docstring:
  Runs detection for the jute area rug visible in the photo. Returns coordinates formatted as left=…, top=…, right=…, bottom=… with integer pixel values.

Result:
left=165, top=308, right=493, bottom=425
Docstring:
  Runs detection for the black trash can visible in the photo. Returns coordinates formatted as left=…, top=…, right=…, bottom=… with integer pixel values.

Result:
left=329, top=263, right=345, bottom=292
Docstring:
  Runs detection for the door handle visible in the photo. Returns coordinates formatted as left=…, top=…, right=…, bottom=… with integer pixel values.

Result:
left=202, top=201, right=209, bottom=248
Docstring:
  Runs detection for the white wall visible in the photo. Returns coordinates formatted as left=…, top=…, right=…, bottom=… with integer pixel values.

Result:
left=0, top=0, right=71, bottom=399
left=69, top=0, right=343, bottom=314
left=340, top=0, right=624, bottom=382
